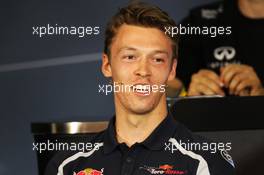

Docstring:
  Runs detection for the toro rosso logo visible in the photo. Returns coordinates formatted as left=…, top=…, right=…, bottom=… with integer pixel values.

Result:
left=214, top=46, right=236, bottom=61
left=140, top=164, right=187, bottom=174
left=73, top=168, right=104, bottom=175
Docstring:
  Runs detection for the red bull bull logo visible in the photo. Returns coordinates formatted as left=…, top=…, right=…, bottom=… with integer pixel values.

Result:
left=74, top=168, right=104, bottom=175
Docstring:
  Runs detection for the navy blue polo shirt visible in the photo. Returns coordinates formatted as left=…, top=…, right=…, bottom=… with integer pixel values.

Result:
left=45, top=114, right=235, bottom=175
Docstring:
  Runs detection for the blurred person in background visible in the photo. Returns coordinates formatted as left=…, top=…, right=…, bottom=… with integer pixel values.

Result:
left=168, top=0, right=264, bottom=97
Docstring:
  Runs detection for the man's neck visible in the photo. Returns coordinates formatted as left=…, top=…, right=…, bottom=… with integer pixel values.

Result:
left=115, top=96, right=168, bottom=147
left=239, top=0, right=264, bottom=19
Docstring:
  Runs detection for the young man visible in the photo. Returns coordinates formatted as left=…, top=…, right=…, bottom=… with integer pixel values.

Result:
left=45, top=2, right=235, bottom=175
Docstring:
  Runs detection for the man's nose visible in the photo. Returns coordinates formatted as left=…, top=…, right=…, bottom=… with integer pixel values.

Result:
left=134, top=57, right=151, bottom=78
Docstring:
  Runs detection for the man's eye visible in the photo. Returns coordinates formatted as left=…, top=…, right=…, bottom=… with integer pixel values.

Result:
left=123, top=55, right=136, bottom=60
left=154, top=58, right=165, bottom=63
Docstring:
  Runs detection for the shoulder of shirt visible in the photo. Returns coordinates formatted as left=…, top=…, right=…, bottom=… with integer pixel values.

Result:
left=88, top=129, right=106, bottom=142
left=171, top=122, right=235, bottom=174
left=44, top=130, right=106, bottom=175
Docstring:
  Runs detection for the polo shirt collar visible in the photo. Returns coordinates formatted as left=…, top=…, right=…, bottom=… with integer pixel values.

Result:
left=141, top=112, right=178, bottom=150
left=103, top=112, right=178, bottom=154
left=103, top=116, right=119, bottom=154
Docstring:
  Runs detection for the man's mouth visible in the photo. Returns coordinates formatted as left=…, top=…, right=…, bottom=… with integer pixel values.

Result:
left=132, top=84, right=151, bottom=95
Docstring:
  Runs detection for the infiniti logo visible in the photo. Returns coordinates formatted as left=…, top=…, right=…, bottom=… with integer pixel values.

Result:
left=214, top=46, right=236, bottom=61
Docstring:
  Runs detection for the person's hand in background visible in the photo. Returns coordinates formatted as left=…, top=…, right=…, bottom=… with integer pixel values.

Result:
left=166, top=78, right=184, bottom=97
left=188, top=69, right=225, bottom=96
left=220, top=64, right=264, bottom=96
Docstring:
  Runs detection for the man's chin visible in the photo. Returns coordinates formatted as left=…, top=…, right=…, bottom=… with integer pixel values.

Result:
left=129, top=105, right=155, bottom=115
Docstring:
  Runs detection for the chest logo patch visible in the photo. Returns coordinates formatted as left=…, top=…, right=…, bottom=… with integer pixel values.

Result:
left=139, top=164, right=187, bottom=174
left=214, top=46, right=236, bottom=61
left=73, top=168, right=104, bottom=175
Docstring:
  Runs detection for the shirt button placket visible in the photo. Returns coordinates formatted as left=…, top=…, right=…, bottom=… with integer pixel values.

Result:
left=121, top=155, right=135, bottom=175
left=126, top=157, right=133, bottom=163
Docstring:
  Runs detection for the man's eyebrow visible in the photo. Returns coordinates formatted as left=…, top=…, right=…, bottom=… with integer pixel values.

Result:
left=117, top=47, right=137, bottom=54
left=118, top=47, right=169, bottom=56
left=152, top=50, right=169, bottom=56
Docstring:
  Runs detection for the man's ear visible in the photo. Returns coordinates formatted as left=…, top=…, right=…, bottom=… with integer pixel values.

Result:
left=168, top=58, right=177, bottom=81
left=101, top=54, right=112, bottom=78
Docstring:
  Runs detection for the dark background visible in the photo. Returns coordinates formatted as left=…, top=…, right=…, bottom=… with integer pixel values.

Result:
left=0, top=0, right=223, bottom=174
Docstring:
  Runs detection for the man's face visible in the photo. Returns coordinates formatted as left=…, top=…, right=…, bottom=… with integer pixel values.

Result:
left=102, top=24, right=176, bottom=114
